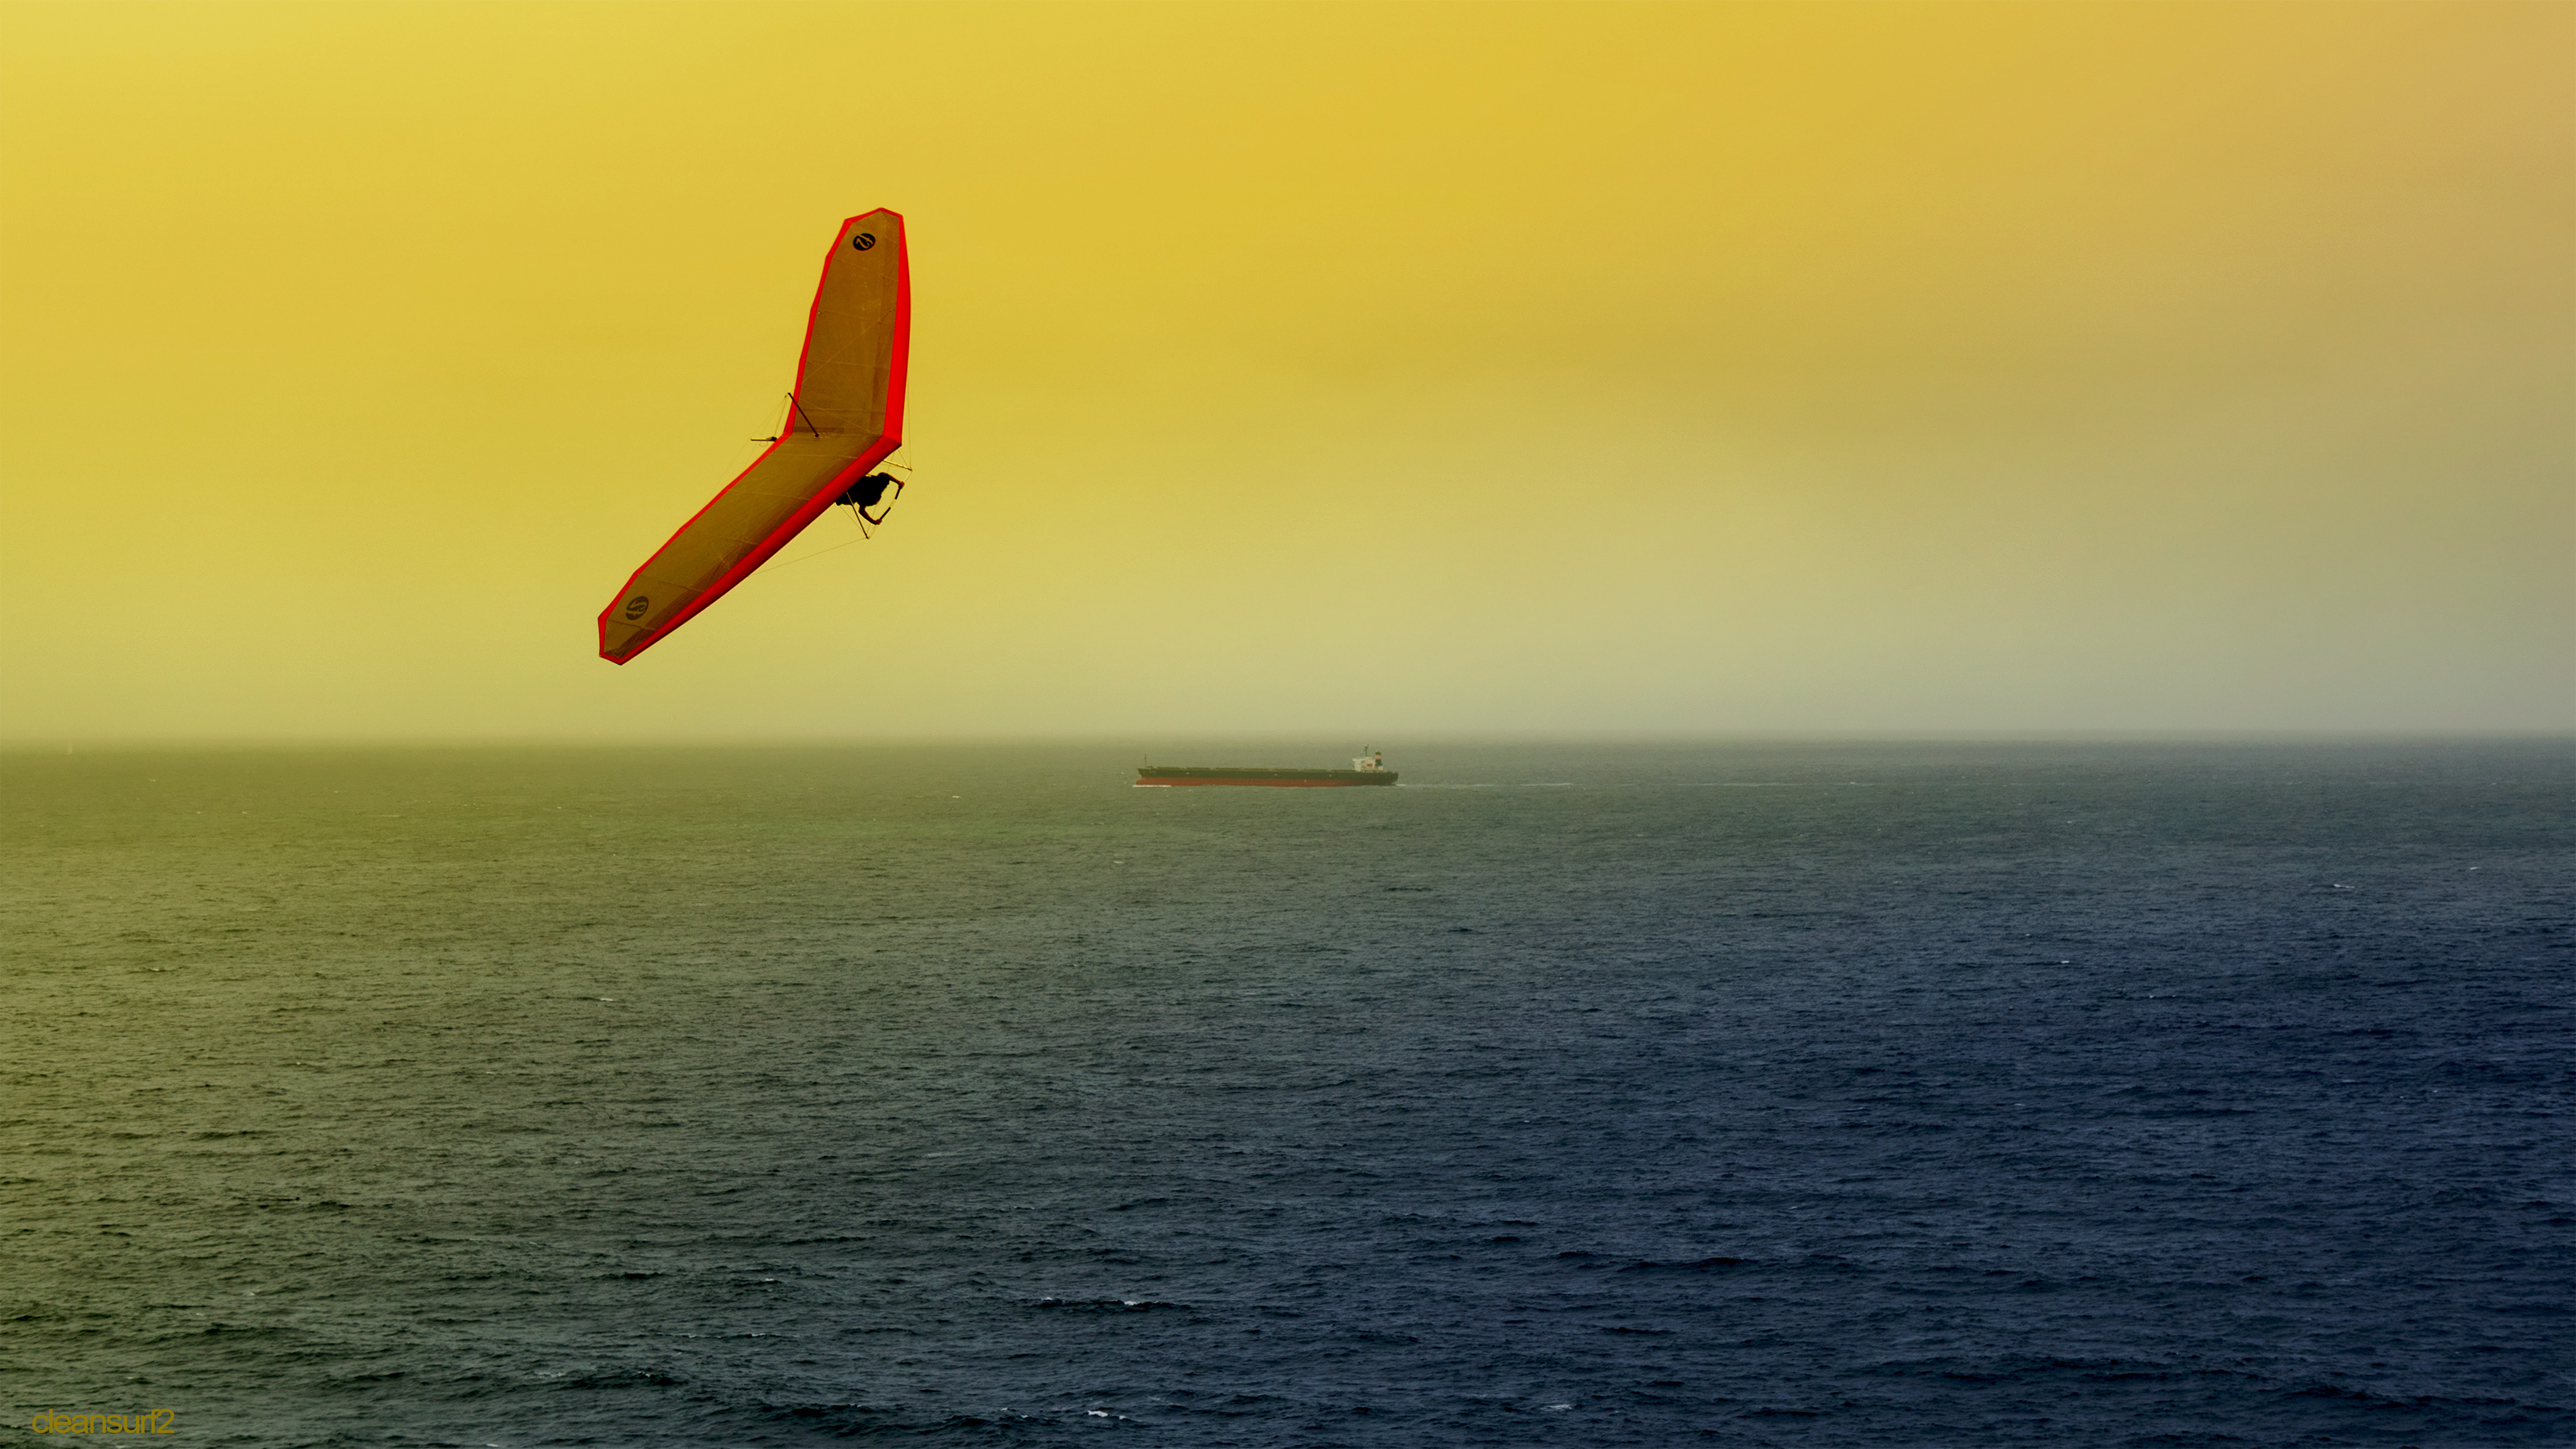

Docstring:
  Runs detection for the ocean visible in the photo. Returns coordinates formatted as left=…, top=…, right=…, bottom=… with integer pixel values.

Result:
left=2, top=741, right=2567, bottom=1446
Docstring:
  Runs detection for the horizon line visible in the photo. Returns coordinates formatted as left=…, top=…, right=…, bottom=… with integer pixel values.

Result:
left=5, top=729, right=2571, bottom=754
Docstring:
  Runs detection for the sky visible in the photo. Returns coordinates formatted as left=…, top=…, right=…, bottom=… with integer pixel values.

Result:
left=1, top=0, right=2569, bottom=741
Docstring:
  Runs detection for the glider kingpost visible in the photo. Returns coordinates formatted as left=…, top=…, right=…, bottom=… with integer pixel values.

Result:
left=597, top=209, right=910, bottom=663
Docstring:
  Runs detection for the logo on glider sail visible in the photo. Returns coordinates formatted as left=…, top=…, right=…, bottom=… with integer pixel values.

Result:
left=623, top=596, right=649, bottom=621
left=851, top=232, right=877, bottom=251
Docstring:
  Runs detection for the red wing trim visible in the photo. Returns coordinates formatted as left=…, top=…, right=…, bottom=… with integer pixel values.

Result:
left=882, top=225, right=910, bottom=451
left=598, top=210, right=910, bottom=664
left=596, top=437, right=901, bottom=664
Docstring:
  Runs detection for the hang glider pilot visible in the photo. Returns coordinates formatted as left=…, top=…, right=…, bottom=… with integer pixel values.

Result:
left=837, top=472, right=901, bottom=525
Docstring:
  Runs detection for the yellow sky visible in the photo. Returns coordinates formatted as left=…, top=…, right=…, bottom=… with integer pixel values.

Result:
left=1, top=0, right=2567, bottom=739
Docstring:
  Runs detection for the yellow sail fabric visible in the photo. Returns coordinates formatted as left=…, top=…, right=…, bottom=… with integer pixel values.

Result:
left=598, top=210, right=908, bottom=663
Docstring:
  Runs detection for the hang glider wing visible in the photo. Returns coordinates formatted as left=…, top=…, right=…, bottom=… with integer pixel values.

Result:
left=598, top=209, right=910, bottom=663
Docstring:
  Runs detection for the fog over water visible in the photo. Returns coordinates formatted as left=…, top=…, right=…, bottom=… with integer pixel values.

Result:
left=4, top=741, right=2567, bottom=1445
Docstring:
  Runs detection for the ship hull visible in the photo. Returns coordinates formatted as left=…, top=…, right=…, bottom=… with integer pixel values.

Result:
left=1135, top=767, right=1397, bottom=788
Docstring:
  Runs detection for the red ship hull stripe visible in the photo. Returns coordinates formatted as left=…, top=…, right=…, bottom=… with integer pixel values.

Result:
left=1133, top=779, right=1387, bottom=788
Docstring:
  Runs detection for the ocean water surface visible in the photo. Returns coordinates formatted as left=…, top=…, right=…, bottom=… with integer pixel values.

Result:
left=2, top=741, right=2568, bottom=1446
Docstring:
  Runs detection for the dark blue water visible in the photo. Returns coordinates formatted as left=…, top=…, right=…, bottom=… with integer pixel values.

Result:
left=3, top=741, right=2568, bottom=1446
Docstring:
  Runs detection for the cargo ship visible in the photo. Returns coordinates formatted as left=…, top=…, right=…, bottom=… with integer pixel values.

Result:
left=1134, top=752, right=1397, bottom=788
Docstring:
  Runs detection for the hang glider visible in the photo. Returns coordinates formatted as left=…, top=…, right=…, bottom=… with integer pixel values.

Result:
left=597, top=209, right=910, bottom=663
